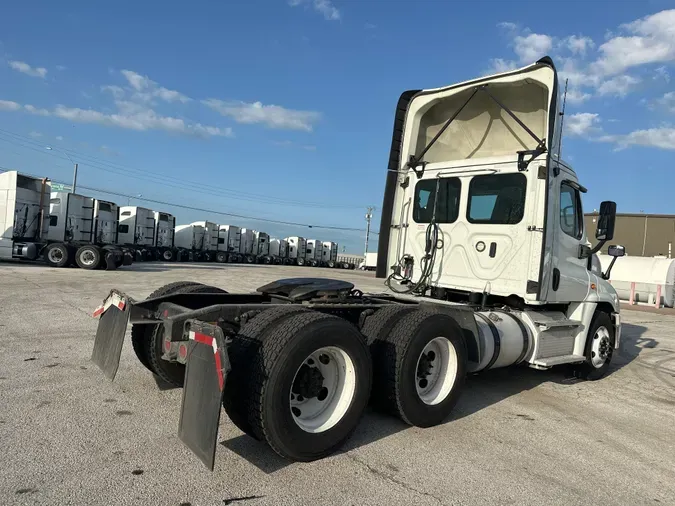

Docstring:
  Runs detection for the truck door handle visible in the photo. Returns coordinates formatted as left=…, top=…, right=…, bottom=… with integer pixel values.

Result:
left=489, top=242, right=497, bottom=258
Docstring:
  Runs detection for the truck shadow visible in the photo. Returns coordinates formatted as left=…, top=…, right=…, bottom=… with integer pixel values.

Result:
left=220, top=323, right=650, bottom=474
left=126, top=263, right=258, bottom=272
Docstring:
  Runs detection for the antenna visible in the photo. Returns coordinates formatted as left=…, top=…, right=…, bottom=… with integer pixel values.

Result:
left=556, top=78, right=569, bottom=162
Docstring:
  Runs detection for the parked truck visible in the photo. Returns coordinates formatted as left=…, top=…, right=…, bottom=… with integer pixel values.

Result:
left=217, top=225, right=241, bottom=263
left=118, top=206, right=155, bottom=261
left=153, top=211, right=176, bottom=261
left=321, top=241, right=338, bottom=268
left=191, top=221, right=218, bottom=262
left=254, top=231, right=271, bottom=264
left=47, top=191, right=126, bottom=269
left=92, top=57, right=624, bottom=472
left=269, top=238, right=288, bottom=264
left=286, top=236, right=307, bottom=266
left=304, top=239, right=321, bottom=267
left=174, top=223, right=205, bottom=261
left=358, top=252, right=377, bottom=271
left=239, top=228, right=256, bottom=263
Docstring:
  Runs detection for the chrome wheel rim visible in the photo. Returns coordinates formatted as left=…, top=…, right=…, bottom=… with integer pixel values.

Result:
left=591, top=326, right=612, bottom=368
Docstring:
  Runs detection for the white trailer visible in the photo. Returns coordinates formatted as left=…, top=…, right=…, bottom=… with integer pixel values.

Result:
left=305, top=239, right=321, bottom=267
left=217, top=225, right=241, bottom=263
left=174, top=224, right=205, bottom=261
left=269, top=238, right=288, bottom=264
left=118, top=206, right=155, bottom=261
left=359, top=252, right=377, bottom=271
left=285, top=236, right=306, bottom=265
left=190, top=221, right=218, bottom=262
left=153, top=211, right=176, bottom=261
left=92, top=57, right=626, bottom=471
left=0, top=171, right=50, bottom=263
left=321, top=241, right=338, bottom=267
left=48, top=191, right=127, bottom=269
left=239, top=228, right=256, bottom=263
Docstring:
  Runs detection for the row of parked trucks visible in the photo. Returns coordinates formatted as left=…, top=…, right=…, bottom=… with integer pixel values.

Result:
left=0, top=170, right=344, bottom=270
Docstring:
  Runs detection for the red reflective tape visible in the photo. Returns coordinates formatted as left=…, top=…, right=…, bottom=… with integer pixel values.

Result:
left=192, top=332, right=213, bottom=347
left=93, top=306, right=104, bottom=317
left=214, top=351, right=224, bottom=392
left=116, top=300, right=125, bottom=310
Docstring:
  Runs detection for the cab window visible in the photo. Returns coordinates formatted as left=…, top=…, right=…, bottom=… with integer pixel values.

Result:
left=560, top=182, right=583, bottom=239
left=467, top=173, right=526, bottom=224
left=413, top=177, right=461, bottom=223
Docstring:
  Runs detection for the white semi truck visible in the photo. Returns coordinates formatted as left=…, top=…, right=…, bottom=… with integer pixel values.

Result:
left=239, top=228, right=256, bottom=263
left=191, top=221, right=218, bottom=262
left=217, top=225, right=241, bottom=263
left=153, top=211, right=176, bottom=261
left=174, top=223, right=206, bottom=261
left=286, top=236, right=307, bottom=266
left=269, top=238, right=288, bottom=264
left=359, top=252, right=378, bottom=271
left=304, top=239, right=321, bottom=267
left=117, top=206, right=156, bottom=261
left=254, top=231, right=271, bottom=264
left=321, top=241, right=338, bottom=268
left=92, top=57, right=624, bottom=471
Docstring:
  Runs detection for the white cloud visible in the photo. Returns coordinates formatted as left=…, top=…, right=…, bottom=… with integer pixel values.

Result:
left=497, top=22, right=517, bottom=31
left=654, top=65, right=670, bottom=83
left=596, top=75, right=641, bottom=97
left=656, top=91, right=675, bottom=112
left=3, top=98, right=230, bottom=138
left=203, top=99, right=321, bottom=131
left=595, top=9, right=675, bottom=75
left=55, top=136, right=64, bottom=141
left=486, top=58, right=518, bottom=74
left=119, top=70, right=191, bottom=103
left=8, top=60, right=47, bottom=78
left=513, top=33, right=553, bottom=63
left=55, top=65, right=67, bottom=71
left=565, top=88, right=591, bottom=104
left=566, top=112, right=601, bottom=136
left=566, top=35, right=595, bottom=56
left=29, top=131, right=42, bottom=138
left=289, top=0, right=340, bottom=21
left=0, top=99, right=21, bottom=111
left=602, top=127, right=675, bottom=150
left=101, top=85, right=125, bottom=100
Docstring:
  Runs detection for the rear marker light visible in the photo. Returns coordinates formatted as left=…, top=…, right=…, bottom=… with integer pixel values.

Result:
left=179, top=344, right=188, bottom=359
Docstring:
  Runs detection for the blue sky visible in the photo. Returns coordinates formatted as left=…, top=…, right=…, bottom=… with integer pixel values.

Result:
left=1, top=1, right=675, bottom=254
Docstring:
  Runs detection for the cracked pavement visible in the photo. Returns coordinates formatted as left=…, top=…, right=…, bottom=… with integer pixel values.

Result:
left=1, top=262, right=674, bottom=505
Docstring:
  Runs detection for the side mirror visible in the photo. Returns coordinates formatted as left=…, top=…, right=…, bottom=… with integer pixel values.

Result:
left=607, top=244, right=625, bottom=257
left=595, top=201, right=617, bottom=241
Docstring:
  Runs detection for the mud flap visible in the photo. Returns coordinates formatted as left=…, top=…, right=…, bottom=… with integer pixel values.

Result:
left=178, top=322, right=230, bottom=471
left=91, top=292, right=131, bottom=380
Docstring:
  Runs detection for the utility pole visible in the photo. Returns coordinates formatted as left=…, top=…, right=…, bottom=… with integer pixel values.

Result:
left=72, top=164, right=78, bottom=194
left=364, top=206, right=374, bottom=257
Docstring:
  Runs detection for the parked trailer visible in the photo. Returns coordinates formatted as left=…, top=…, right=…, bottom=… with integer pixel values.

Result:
left=191, top=221, right=218, bottom=262
left=174, top=224, right=206, bottom=261
left=239, top=228, right=256, bottom=264
left=91, top=57, right=624, bottom=471
left=118, top=206, right=155, bottom=261
left=321, top=241, right=338, bottom=268
left=286, top=236, right=307, bottom=265
left=153, top=211, right=176, bottom=261
left=217, top=225, right=241, bottom=263
left=269, top=238, right=288, bottom=264
left=358, top=252, right=378, bottom=271
left=47, top=191, right=127, bottom=269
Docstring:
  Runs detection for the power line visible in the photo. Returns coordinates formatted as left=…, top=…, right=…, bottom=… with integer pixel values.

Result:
left=0, top=165, right=380, bottom=234
left=0, top=128, right=372, bottom=210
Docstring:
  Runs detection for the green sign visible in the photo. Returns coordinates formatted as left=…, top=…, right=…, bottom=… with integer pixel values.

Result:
left=51, top=183, right=72, bottom=191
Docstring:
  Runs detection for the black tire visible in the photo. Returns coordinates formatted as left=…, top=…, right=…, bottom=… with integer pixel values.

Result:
left=573, top=311, right=615, bottom=380
left=246, top=255, right=255, bottom=264
left=44, top=243, right=70, bottom=268
left=75, top=245, right=102, bottom=270
left=162, top=249, right=174, bottom=261
left=224, top=310, right=372, bottom=461
left=147, top=283, right=228, bottom=387
left=296, top=257, right=305, bottom=266
left=370, top=310, right=467, bottom=427
left=216, top=251, right=227, bottom=263
left=360, top=305, right=418, bottom=346
left=328, top=260, right=336, bottom=268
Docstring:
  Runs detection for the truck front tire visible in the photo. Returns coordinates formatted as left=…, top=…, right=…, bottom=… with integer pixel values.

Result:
left=224, top=309, right=372, bottom=461
left=370, top=310, right=467, bottom=427
left=574, top=311, right=615, bottom=381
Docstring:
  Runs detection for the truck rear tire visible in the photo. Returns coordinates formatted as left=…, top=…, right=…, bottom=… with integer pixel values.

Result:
left=328, top=260, right=336, bottom=268
left=246, top=255, right=255, bottom=264
left=297, top=258, right=305, bottom=266
left=573, top=311, right=615, bottom=380
left=216, top=252, right=227, bottom=263
left=224, top=309, right=372, bottom=461
left=44, top=243, right=70, bottom=268
left=360, top=305, right=418, bottom=346
left=75, top=245, right=102, bottom=270
left=162, top=249, right=174, bottom=261
left=370, top=310, right=467, bottom=427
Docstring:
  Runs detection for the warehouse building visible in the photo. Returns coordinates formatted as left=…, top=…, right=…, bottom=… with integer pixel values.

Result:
left=584, top=213, right=675, bottom=257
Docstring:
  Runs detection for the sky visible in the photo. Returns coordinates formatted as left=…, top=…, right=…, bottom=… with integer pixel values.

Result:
left=1, top=0, right=675, bottom=254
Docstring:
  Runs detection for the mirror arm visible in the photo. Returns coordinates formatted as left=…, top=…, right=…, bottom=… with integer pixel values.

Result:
left=579, top=239, right=606, bottom=260
left=589, top=240, right=606, bottom=256
left=602, top=256, right=617, bottom=280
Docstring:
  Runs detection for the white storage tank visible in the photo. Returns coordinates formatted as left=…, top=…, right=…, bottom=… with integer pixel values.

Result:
left=597, top=254, right=675, bottom=307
